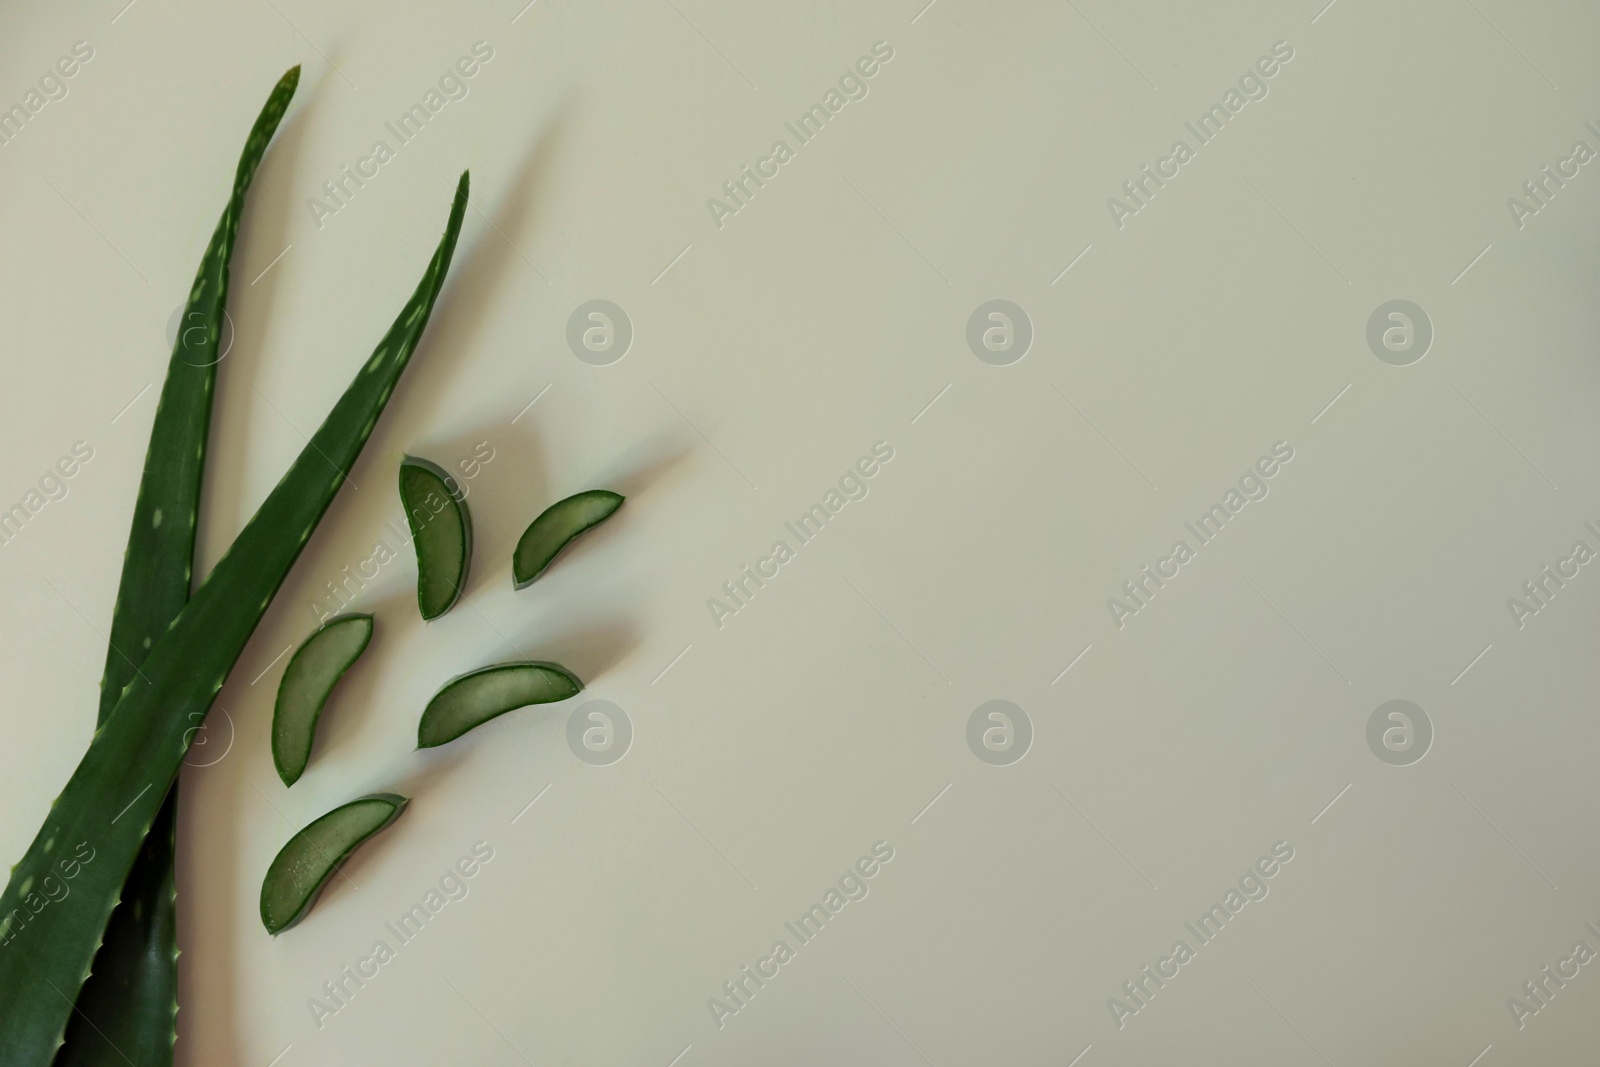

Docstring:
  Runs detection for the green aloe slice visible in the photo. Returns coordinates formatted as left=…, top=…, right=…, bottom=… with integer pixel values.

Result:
left=417, top=662, right=583, bottom=748
left=0, top=172, right=469, bottom=1066
left=512, top=489, right=624, bottom=588
left=259, top=793, right=407, bottom=934
left=60, top=66, right=300, bottom=1067
left=400, top=456, right=472, bottom=620
left=272, top=614, right=374, bottom=786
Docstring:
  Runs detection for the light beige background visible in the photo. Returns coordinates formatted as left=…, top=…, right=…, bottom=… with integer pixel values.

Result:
left=2, top=0, right=1599, bottom=1063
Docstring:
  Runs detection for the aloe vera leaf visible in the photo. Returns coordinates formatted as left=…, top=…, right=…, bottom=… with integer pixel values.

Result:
left=259, top=794, right=407, bottom=934
left=55, top=791, right=178, bottom=1067
left=57, top=66, right=300, bottom=1067
left=272, top=615, right=373, bottom=786
left=95, top=63, right=300, bottom=719
left=0, top=172, right=470, bottom=1066
left=512, top=489, right=624, bottom=589
left=399, top=456, right=472, bottom=620
left=417, top=662, right=583, bottom=749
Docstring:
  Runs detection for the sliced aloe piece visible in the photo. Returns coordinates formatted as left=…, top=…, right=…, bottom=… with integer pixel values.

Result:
left=272, top=614, right=374, bottom=786
left=61, top=66, right=300, bottom=1067
left=0, top=173, right=469, bottom=1066
left=417, top=662, right=583, bottom=748
left=513, top=489, right=624, bottom=589
left=400, top=456, right=472, bottom=620
left=259, top=793, right=407, bottom=934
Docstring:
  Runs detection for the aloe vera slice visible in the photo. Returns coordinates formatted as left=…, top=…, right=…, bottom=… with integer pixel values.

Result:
left=512, top=489, right=624, bottom=589
left=417, top=662, right=583, bottom=748
left=0, top=173, right=469, bottom=1066
left=272, top=614, right=374, bottom=786
left=59, top=66, right=301, bottom=1067
left=259, top=793, right=407, bottom=934
left=400, top=456, right=472, bottom=620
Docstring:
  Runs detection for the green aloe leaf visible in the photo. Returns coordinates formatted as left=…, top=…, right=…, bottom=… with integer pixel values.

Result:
left=55, top=65, right=299, bottom=1067
left=0, top=170, right=470, bottom=1067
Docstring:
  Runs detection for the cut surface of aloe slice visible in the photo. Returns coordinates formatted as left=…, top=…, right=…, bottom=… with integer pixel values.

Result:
left=272, top=614, right=374, bottom=786
left=400, top=456, right=472, bottom=620
left=417, top=662, right=583, bottom=748
left=259, top=793, right=407, bottom=934
left=513, top=489, right=624, bottom=589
